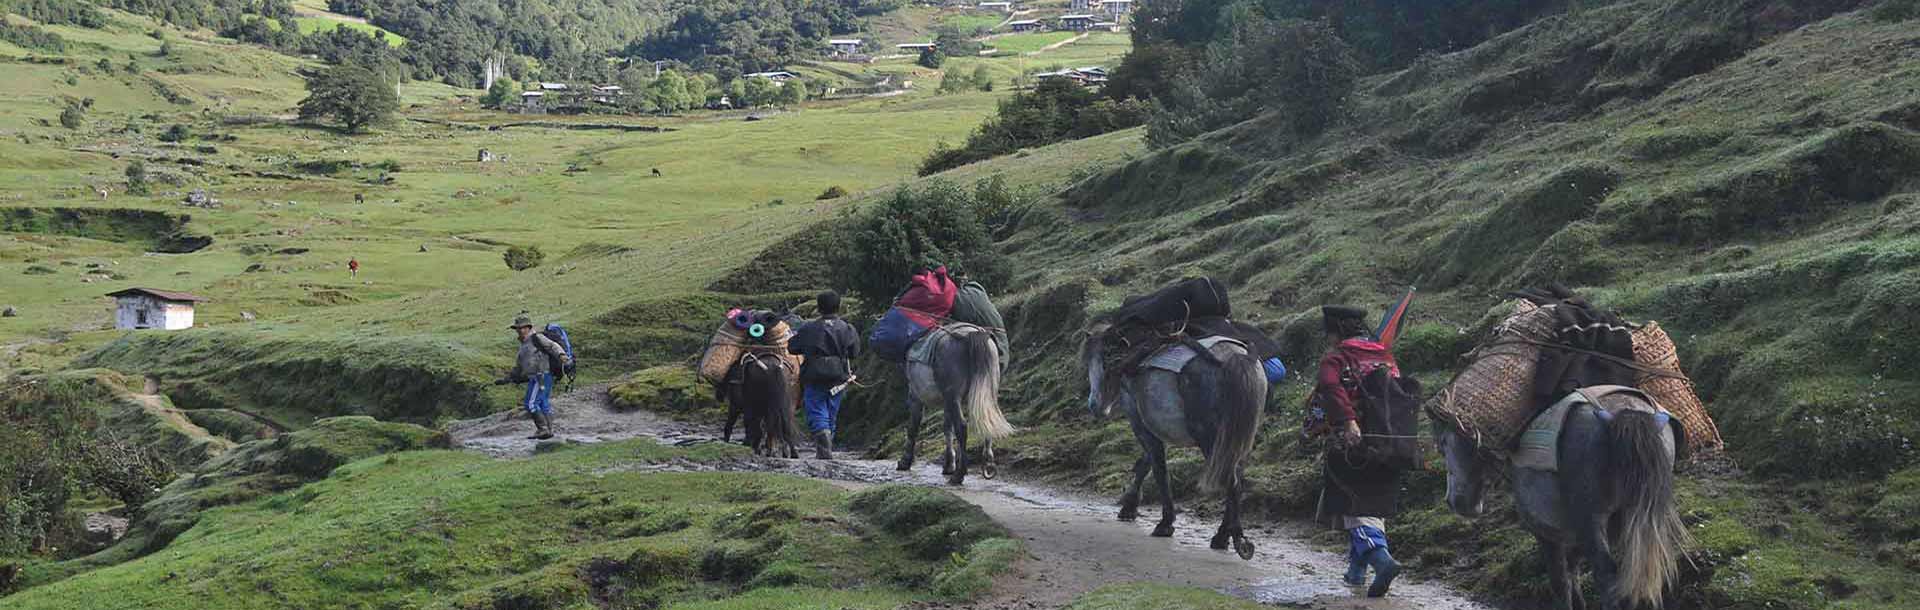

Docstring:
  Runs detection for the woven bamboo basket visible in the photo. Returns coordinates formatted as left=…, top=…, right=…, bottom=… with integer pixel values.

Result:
left=1630, top=322, right=1724, bottom=456
left=696, top=321, right=795, bottom=385
left=1424, top=300, right=1557, bottom=453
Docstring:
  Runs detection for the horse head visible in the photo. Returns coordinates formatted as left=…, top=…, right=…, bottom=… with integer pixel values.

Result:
left=1430, top=417, right=1490, bottom=518
left=1080, top=324, right=1115, bottom=418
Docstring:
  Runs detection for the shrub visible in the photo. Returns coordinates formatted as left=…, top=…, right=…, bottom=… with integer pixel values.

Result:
left=297, top=63, right=400, bottom=133
left=503, top=245, right=545, bottom=271
left=1872, top=0, right=1919, bottom=22
left=1146, top=17, right=1358, bottom=147
left=58, top=105, right=84, bottom=130
left=841, top=180, right=1010, bottom=310
left=158, top=124, right=191, bottom=143
left=918, top=47, right=945, bottom=69
left=816, top=185, right=848, bottom=200
left=919, top=78, right=1146, bottom=175
left=125, top=161, right=150, bottom=195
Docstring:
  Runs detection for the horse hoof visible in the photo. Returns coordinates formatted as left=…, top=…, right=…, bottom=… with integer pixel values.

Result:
left=946, top=475, right=965, bottom=487
left=1118, top=509, right=1138, bottom=522
left=1210, top=534, right=1230, bottom=551
left=895, top=459, right=913, bottom=471
left=1151, top=524, right=1174, bottom=538
left=982, top=464, right=997, bottom=480
left=1233, top=536, right=1255, bottom=561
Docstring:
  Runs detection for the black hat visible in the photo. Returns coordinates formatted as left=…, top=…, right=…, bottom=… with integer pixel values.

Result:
left=1322, top=305, right=1367, bottom=321
left=816, top=291, right=842, bottom=315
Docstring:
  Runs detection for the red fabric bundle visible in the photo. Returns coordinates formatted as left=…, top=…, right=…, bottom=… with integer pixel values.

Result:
left=894, top=266, right=958, bottom=327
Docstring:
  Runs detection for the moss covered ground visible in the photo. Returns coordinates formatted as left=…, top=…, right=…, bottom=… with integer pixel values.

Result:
left=4, top=432, right=1020, bottom=608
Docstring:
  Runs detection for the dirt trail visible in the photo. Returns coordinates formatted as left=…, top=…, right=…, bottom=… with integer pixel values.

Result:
left=449, top=386, right=1490, bottom=610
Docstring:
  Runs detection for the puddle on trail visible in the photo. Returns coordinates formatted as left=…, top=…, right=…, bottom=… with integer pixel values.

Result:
left=449, top=393, right=1490, bottom=610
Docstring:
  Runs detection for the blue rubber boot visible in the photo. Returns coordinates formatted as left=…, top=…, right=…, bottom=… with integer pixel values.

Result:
left=1343, top=556, right=1368, bottom=586
left=1365, top=548, right=1400, bottom=598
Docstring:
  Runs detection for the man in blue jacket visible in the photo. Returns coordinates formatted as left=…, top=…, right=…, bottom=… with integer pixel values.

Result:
left=789, top=291, right=861, bottom=459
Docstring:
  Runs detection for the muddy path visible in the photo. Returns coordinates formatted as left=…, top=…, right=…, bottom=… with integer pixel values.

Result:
left=449, top=385, right=1491, bottom=610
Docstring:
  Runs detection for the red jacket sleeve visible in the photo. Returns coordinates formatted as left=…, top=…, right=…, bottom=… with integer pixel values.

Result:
left=1316, top=352, right=1358, bottom=424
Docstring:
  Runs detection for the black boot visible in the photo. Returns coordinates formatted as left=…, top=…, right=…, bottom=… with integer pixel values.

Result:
left=1365, top=548, right=1400, bottom=598
left=525, top=412, right=544, bottom=440
left=535, top=412, right=555, bottom=440
left=813, top=430, right=833, bottom=459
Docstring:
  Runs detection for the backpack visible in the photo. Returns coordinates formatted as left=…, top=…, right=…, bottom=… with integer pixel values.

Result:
left=1351, top=366, right=1422, bottom=470
left=542, top=323, right=576, bottom=381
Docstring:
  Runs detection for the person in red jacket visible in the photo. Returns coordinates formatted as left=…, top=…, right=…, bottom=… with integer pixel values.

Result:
left=1311, top=305, right=1403, bottom=598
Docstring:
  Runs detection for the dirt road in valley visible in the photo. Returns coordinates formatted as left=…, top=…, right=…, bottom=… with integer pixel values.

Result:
left=448, top=385, right=1491, bottom=610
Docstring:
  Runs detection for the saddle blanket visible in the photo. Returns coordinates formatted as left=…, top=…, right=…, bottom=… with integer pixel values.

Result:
left=1144, top=336, right=1248, bottom=373
left=907, top=323, right=986, bottom=365
left=1513, top=385, right=1666, bottom=473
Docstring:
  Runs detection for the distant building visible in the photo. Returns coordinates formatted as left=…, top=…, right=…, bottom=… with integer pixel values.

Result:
left=537, top=82, right=568, bottom=91
left=1093, top=20, right=1120, bottom=31
left=107, top=288, right=206, bottom=331
left=520, top=90, right=546, bottom=114
left=979, top=1, right=1012, bottom=11
left=743, top=71, right=800, bottom=82
left=1008, top=19, right=1042, bottom=32
left=1070, top=0, right=1091, bottom=11
left=1033, top=66, right=1108, bottom=87
left=897, top=42, right=938, bottom=52
left=1098, top=0, right=1132, bottom=18
left=1059, top=14, right=1095, bottom=31
left=829, top=39, right=864, bottom=55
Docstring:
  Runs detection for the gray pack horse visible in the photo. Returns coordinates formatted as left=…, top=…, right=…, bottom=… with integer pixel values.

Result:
left=1080, top=326, right=1267, bottom=559
left=729, top=351, right=804, bottom=458
left=1432, top=388, right=1691, bottom=610
left=894, top=325, right=1015, bottom=486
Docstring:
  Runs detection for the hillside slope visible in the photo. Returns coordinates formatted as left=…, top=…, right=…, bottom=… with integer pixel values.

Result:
left=767, top=1, right=1919, bottom=608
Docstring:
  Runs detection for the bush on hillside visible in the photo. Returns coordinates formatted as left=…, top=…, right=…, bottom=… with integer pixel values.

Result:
left=917, top=47, right=945, bottom=69
left=919, top=78, right=1147, bottom=175
left=503, top=245, right=545, bottom=271
left=1147, top=16, right=1358, bottom=147
left=0, top=373, right=178, bottom=558
left=816, top=185, right=848, bottom=200
left=158, top=124, right=191, bottom=143
left=0, top=23, right=67, bottom=52
left=124, top=161, right=150, bottom=195
left=58, top=105, right=84, bottom=130
left=1872, top=0, right=1919, bottom=21
left=841, top=180, right=1010, bottom=310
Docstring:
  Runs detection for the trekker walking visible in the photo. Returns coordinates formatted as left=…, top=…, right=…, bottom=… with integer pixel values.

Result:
left=1311, top=305, right=1405, bottom=598
left=788, top=291, right=860, bottom=459
left=496, top=313, right=571, bottom=440
left=348, top=258, right=360, bottom=279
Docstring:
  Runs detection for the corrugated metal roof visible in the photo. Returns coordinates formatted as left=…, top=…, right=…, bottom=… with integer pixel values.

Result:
left=106, top=288, right=208, bottom=302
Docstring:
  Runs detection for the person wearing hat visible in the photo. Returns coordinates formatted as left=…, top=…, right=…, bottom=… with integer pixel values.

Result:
left=788, top=291, right=861, bottom=459
left=1310, top=304, right=1404, bottom=598
left=496, top=313, right=572, bottom=440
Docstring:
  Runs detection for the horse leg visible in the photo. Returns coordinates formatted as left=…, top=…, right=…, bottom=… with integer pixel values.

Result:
left=896, top=394, right=923, bottom=471
left=946, top=398, right=969, bottom=486
left=721, top=394, right=741, bottom=444
left=982, top=437, right=997, bottom=480
left=1146, top=434, right=1175, bottom=537
left=1542, top=538, right=1577, bottom=610
left=1118, top=454, right=1150, bottom=521
left=941, top=419, right=955, bottom=476
left=1579, top=513, right=1621, bottom=610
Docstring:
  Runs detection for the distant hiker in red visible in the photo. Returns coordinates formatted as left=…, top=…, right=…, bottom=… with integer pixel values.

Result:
left=348, top=258, right=360, bottom=279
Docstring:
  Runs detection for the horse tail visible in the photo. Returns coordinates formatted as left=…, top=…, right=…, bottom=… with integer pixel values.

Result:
left=1608, top=409, right=1690, bottom=609
left=960, top=330, right=1015, bottom=440
left=1202, top=352, right=1265, bottom=493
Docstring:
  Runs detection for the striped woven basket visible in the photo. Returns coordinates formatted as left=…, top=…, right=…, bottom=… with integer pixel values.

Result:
left=1629, top=322, right=1724, bottom=456
left=1424, top=300, right=1557, bottom=455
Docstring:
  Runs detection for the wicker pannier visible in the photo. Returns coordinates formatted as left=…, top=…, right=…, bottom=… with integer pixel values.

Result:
left=1424, top=300, right=1557, bottom=454
left=1630, top=322, right=1724, bottom=456
left=697, top=321, right=796, bottom=385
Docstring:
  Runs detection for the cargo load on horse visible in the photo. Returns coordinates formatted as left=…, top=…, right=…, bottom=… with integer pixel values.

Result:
left=1424, top=290, right=1722, bottom=459
left=1094, top=277, right=1283, bottom=384
left=870, top=266, right=959, bottom=361
left=697, top=308, right=806, bottom=454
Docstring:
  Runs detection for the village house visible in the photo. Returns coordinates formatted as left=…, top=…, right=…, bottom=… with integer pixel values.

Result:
left=107, top=288, right=206, bottom=331
left=743, top=71, right=800, bottom=82
left=1059, top=14, right=1095, bottom=31
left=520, top=90, right=546, bottom=114
left=829, top=38, right=864, bottom=55
left=1070, top=0, right=1091, bottom=11
left=897, top=42, right=938, bottom=52
left=1099, top=0, right=1132, bottom=18
left=978, top=2, right=1012, bottom=12
left=1033, top=66, right=1109, bottom=87
left=1008, top=19, right=1042, bottom=32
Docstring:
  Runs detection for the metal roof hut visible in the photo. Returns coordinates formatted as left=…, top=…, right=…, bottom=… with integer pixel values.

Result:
left=106, top=288, right=207, bottom=330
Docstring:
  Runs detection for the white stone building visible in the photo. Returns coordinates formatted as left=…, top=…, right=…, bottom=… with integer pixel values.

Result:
left=108, top=288, right=206, bottom=331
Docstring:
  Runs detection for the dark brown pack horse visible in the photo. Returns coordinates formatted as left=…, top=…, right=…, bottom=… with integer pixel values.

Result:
left=726, top=351, right=804, bottom=458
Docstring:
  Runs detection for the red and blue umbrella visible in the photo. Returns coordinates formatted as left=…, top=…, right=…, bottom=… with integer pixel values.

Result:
left=1375, top=286, right=1416, bottom=348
